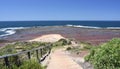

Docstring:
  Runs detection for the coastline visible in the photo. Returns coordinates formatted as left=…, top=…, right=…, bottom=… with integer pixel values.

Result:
left=0, top=26, right=120, bottom=47
left=1, top=24, right=120, bottom=39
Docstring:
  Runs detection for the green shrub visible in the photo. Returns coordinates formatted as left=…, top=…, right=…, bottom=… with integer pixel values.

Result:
left=0, top=44, right=17, bottom=55
left=19, top=59, right=44, bottom=69
left=0, top=41, right=49, bottom=69
left=83, top=45, right=95, bottom=50
left=85, top=38, right=120, bottom=69
left=66, top=47, right=72, bottom=51
left=58, top=39, right=71, bottom=45
left=52, top=39, right=71, bottom=47
left=0, top=59, right=44, bottom=69
left=0, top=41, right=50, bottom=56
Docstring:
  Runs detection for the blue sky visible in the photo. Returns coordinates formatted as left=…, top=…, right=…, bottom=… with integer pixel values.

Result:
left=0, top=0, right=120, bottom=21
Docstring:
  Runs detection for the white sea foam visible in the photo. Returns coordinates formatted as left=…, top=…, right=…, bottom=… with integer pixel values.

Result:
left=0, top=27, right=27, bottom=37
left=0, top=30, right=16, bottom=37
left=66, top=24, right=102, bottom=29
left=106, top=27, right=120, bottom=29
left=0, top=27, right=25, bottom=31
left=66, top=24, right=120, bottom=30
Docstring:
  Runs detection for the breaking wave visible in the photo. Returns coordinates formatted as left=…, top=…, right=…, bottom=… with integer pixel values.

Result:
left=0, top=27, right=27, bottom=37
left=66, top=24, right=120, bottom=29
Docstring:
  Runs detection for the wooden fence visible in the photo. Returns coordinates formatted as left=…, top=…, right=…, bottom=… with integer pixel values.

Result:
left=0, top=45, right=51, bottom=68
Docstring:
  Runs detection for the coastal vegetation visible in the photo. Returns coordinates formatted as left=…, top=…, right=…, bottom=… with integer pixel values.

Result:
left=66, top=41, right=95, bottom=55
left=0, top=41, right=50, bottom=69
left=85, top=38, right=120, bottom=69
left=2, top=37, right=120, bottom=69
left=0, top=41, right=50, bottom=56
left=1, top=59, right=45, bottom=69
left=0, top=38, right=70, bottom=69
left=52, top=38, right=71, bottom=47
left=66, top=38, right=120, bottom=69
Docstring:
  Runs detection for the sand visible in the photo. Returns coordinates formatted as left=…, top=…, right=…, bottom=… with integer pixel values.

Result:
left=29, top=34, right=65, bottom=42
left=47, top=48, right=83, bottom=69
left=29, top=34, right=82, bottom=69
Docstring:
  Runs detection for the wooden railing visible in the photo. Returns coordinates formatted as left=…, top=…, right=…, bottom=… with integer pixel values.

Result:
left=0, top=45, right=51, bottom=68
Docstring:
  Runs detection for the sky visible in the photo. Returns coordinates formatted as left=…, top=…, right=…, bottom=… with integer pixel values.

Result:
left=0, top=0, right=120, bottom=21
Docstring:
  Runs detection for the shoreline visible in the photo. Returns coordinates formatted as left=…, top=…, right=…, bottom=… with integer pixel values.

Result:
left=1, top=25, right=120, bottom=39
left=0, top=26, right=120, bottom=46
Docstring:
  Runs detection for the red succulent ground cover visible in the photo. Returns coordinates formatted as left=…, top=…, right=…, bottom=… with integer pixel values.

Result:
left=3, top=26, right=120, bottom=46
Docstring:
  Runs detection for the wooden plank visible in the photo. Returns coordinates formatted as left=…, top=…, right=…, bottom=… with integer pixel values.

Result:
left=0, top=45, right=51, bottom=67
left=0, top=46, right=50, bottom=59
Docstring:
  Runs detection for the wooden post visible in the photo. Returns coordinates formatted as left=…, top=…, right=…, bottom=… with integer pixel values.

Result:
left=4, top=57, right=10, bottom=68
left=27, top=52, right=31, bottom=59
left=0, top=46, right=52, bottom=67
left=48, top=46, right=51, bottom=54
left=36, top=50, right=40, bottom=62
left=40, top=49, right=42, bottom=58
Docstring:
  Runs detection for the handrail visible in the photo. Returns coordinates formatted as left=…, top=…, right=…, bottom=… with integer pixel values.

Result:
left=0, top=45, right=52, bottom=68
left=0, top=46, right=47, bottom=58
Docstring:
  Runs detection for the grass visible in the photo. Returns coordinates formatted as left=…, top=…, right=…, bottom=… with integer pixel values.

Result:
left=1, top=58, right=45, bottom=69
left=0, top=41, right=50, bottom=56
left=52, top=38, right=71, bottom=47
left=0, top=38, right=71, bottom=69
left=66, top=41, right=96, bottom=55
left=0, top=41, right=50, bottom=69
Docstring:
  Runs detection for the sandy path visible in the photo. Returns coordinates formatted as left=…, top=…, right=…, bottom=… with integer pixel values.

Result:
left=29, top=34, right=82, bottom=69
left=47, top=48, right=83, bottom=69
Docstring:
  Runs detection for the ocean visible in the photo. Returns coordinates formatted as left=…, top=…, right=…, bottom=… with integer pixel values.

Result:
left=0, top=21, right=120, bottom=37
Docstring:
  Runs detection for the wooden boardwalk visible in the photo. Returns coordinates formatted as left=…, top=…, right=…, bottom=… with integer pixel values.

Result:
left=47, top=48, right=83, bottom=69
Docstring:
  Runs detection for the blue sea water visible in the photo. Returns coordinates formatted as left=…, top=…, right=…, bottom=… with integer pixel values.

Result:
left=0, top=21, right=120, bottom=37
